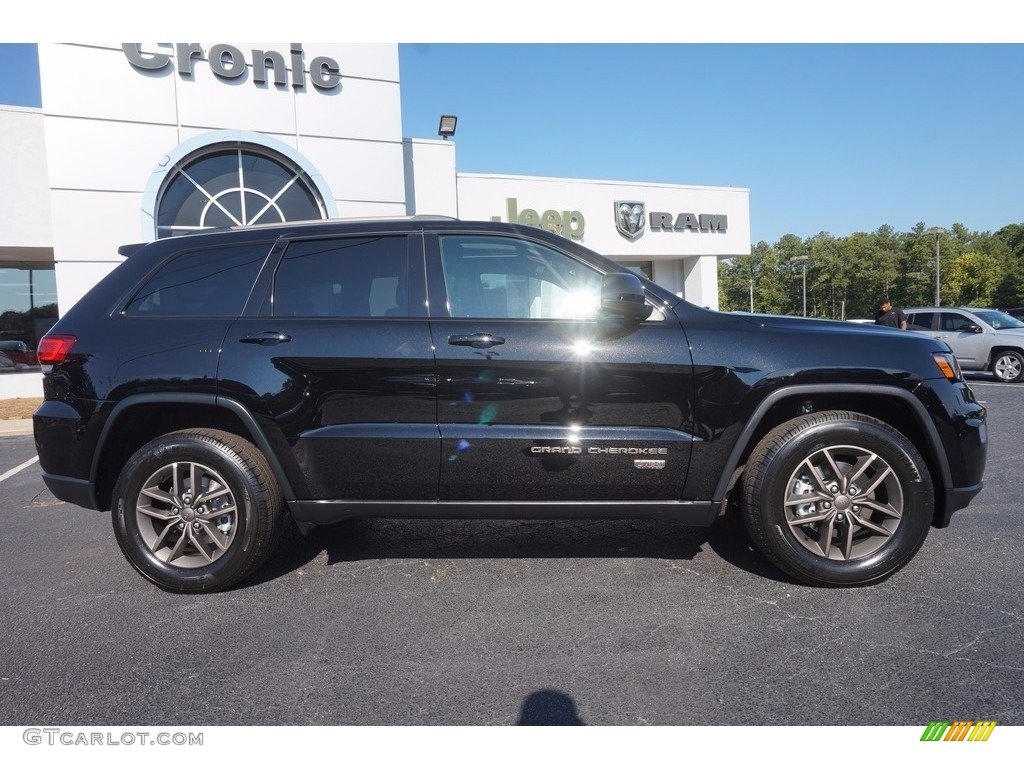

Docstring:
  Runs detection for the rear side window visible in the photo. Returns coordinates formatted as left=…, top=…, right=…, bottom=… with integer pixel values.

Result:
left=125, top=243, right=270, bottom=316
left=906, top=312, right=935, bottom=331
left=273, top=236, right=411, bottom=318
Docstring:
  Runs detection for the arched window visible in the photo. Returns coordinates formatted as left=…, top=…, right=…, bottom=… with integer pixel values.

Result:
left=155, top=144, right=327, bottom=238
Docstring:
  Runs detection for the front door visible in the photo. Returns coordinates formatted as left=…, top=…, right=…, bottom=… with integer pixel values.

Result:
left=427, top=232, right=695, bottom=502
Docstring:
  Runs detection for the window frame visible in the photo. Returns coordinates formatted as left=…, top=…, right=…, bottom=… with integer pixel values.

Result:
left=121, top=240, right=275, bottom=318
left=433, top=233, right=608, bottom=321
left=262, top=233, right=427, bottom=320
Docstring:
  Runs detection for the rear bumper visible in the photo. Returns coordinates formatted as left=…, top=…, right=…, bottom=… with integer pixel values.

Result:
left=34, top=398, right=102, bottom=510
left=40, top=472, right=99, bottom=511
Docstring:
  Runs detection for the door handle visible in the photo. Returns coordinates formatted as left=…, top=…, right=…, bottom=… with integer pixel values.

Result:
left=240, top=331, right=292, bottom=345
left=448, top=333, right=505, bottom=349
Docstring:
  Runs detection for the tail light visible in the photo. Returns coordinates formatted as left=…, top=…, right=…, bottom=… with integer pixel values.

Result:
left=37, top=335, right=77, bottom=364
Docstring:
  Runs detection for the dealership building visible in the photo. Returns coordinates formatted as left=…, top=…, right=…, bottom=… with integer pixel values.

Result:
left=0, top=43, right=750, bottom=398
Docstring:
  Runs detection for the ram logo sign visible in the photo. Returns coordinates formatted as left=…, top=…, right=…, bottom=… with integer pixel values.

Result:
left=615, top=201, right=645, bottom=241
left=614, top=201, right=729, bottom=241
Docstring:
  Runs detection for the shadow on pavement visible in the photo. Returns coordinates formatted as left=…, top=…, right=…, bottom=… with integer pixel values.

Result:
left=249, top=502, right=796, bottom=589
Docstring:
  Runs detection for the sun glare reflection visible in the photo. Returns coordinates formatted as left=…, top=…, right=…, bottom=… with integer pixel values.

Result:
left=571, top=339, right=593, bottom=357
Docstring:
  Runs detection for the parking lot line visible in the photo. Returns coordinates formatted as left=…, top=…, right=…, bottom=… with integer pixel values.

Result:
left=0, top=455, right=39, bottom=483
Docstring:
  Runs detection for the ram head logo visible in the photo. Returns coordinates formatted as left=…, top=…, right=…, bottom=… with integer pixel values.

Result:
left=615, top=201, right=645, bottom=240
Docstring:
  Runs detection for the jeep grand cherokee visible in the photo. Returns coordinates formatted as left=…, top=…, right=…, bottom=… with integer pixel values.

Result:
left=33, top=217, right=987, bottom=592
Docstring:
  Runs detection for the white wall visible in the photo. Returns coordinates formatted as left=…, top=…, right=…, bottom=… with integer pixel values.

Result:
left=0, top=107, right=52, bottom=253
left=37, top=42, right=408, bottom=313
left=404, top=138, right=458, bottom=217
left=457, top=173, right=750, bottom=258
left=456, top=173, right=749, bottom=306
left=0, top=371, right=44, bottom=399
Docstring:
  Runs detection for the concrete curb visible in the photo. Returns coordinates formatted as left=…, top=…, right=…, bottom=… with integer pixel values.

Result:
left=0, top=419, right=33, bottom=437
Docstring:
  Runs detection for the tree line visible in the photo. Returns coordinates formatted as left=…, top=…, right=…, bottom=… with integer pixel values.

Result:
left=718, top=222, right=1024, bottom=320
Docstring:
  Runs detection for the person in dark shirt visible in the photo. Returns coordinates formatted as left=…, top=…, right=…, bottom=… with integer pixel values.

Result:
left=875, top=298, right=907, bottom=329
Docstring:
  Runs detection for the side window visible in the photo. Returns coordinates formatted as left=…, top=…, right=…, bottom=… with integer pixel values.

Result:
left=125, top=242, right=271, bottom=316
left=907, top=312, right=934, bottom=331
left=438, top=235, right=602, bottom=319
left=274, top=236, right=410, bottom=318
left=941, top=312, right=973, bottom=332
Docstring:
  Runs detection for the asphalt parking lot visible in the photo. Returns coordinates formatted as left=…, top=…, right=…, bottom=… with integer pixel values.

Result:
left=0, top=374, right=1021, bottom=728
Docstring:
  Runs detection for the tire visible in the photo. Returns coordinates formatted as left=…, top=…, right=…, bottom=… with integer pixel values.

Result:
left=741, top=411, right=934, bottom=587
left=112, top=429, right=284, bottom=593
left=991, top=350, right=1024, bottom=383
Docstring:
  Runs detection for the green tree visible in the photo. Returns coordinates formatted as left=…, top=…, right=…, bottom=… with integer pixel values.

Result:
left=991, top=224, right=1024, bottom=308
left=720, top=221, right=1024, bottom=317
left=718, top=252, right=761, bottom=312
left=943, top=251, right=1002, bottom=306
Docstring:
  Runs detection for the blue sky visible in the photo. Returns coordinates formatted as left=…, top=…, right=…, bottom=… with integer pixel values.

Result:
left=3, top=36, right=1022, bottom=245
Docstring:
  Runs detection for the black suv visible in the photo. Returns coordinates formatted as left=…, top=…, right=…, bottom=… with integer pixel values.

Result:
left=33, top=217, right=987, bottom=592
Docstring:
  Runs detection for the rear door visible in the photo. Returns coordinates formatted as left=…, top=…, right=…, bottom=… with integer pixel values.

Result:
left=426, top=231, right=695, bottom=502
left=219, top=231, right=439, bottom=501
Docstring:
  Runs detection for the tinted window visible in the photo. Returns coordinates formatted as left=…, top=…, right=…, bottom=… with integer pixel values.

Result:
left=274, top=236, right=410, bottom=318
left=126, top=243, right=271, bottom=316
left=906, top=312, right=935, bottom=331
left=438, top=235, right=602, bottom=319
left=941, top=312, right=976, bottom=332
left=0, top=265, right=57, bottom=353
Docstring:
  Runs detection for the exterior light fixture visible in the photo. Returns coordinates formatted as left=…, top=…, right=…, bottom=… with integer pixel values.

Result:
left=438, top=115, right=458, bottom=140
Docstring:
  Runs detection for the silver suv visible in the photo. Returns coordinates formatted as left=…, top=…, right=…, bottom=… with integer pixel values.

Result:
left=904, top=306, right=1024, bottom=383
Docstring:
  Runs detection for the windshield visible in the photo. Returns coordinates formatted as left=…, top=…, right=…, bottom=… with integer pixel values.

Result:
left=972, top=309, right=1024, bottom=330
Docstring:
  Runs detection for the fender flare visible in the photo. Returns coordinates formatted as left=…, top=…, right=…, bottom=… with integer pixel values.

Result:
left=710, top=383, right=953, bottom=503
left=92, top=393, right=301, bottom=501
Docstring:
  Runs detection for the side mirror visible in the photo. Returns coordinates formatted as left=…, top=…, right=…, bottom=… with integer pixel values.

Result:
left=601, top=272, right=653, bottom=321
left=964, top=323, right=983, bottom=334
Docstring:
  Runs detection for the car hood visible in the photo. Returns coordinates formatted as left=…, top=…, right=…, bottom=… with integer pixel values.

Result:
left=731, top=312, right=902, bottom=336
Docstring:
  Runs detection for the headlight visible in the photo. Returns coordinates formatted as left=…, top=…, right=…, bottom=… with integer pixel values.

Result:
left=932, top=351, right=962, bottom=381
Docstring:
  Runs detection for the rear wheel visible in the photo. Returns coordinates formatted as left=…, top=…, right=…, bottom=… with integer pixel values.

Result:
left=112, top=429, right=284, bottom=593
left=742, top=411, right=933, bottom=587
left=991, top=350, right=1024, bottom=383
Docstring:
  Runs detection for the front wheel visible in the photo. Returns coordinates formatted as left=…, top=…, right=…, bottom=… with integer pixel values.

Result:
left=742, top=411, right=934, bottom=587
left=991, top=350, right=1024, bottom=383
left=112, top=429, right=284, bottom=593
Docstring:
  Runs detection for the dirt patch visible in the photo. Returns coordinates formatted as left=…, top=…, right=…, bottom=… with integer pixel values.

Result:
left=0, top=398, right=42, bottom=420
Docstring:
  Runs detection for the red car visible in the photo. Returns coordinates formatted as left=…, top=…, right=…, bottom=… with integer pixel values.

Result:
left=0, top=340, right=40, bottom=369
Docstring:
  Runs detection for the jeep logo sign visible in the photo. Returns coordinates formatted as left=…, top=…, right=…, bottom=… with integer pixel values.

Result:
left=122, top=43, right=342, bottom=90
left=489, top=198, right=585, bottom=240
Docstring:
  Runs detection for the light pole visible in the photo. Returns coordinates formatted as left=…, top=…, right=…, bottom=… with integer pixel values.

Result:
left=792, top=255, right=808, bottom=316
left=923, top=226, right=944, bottom=306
